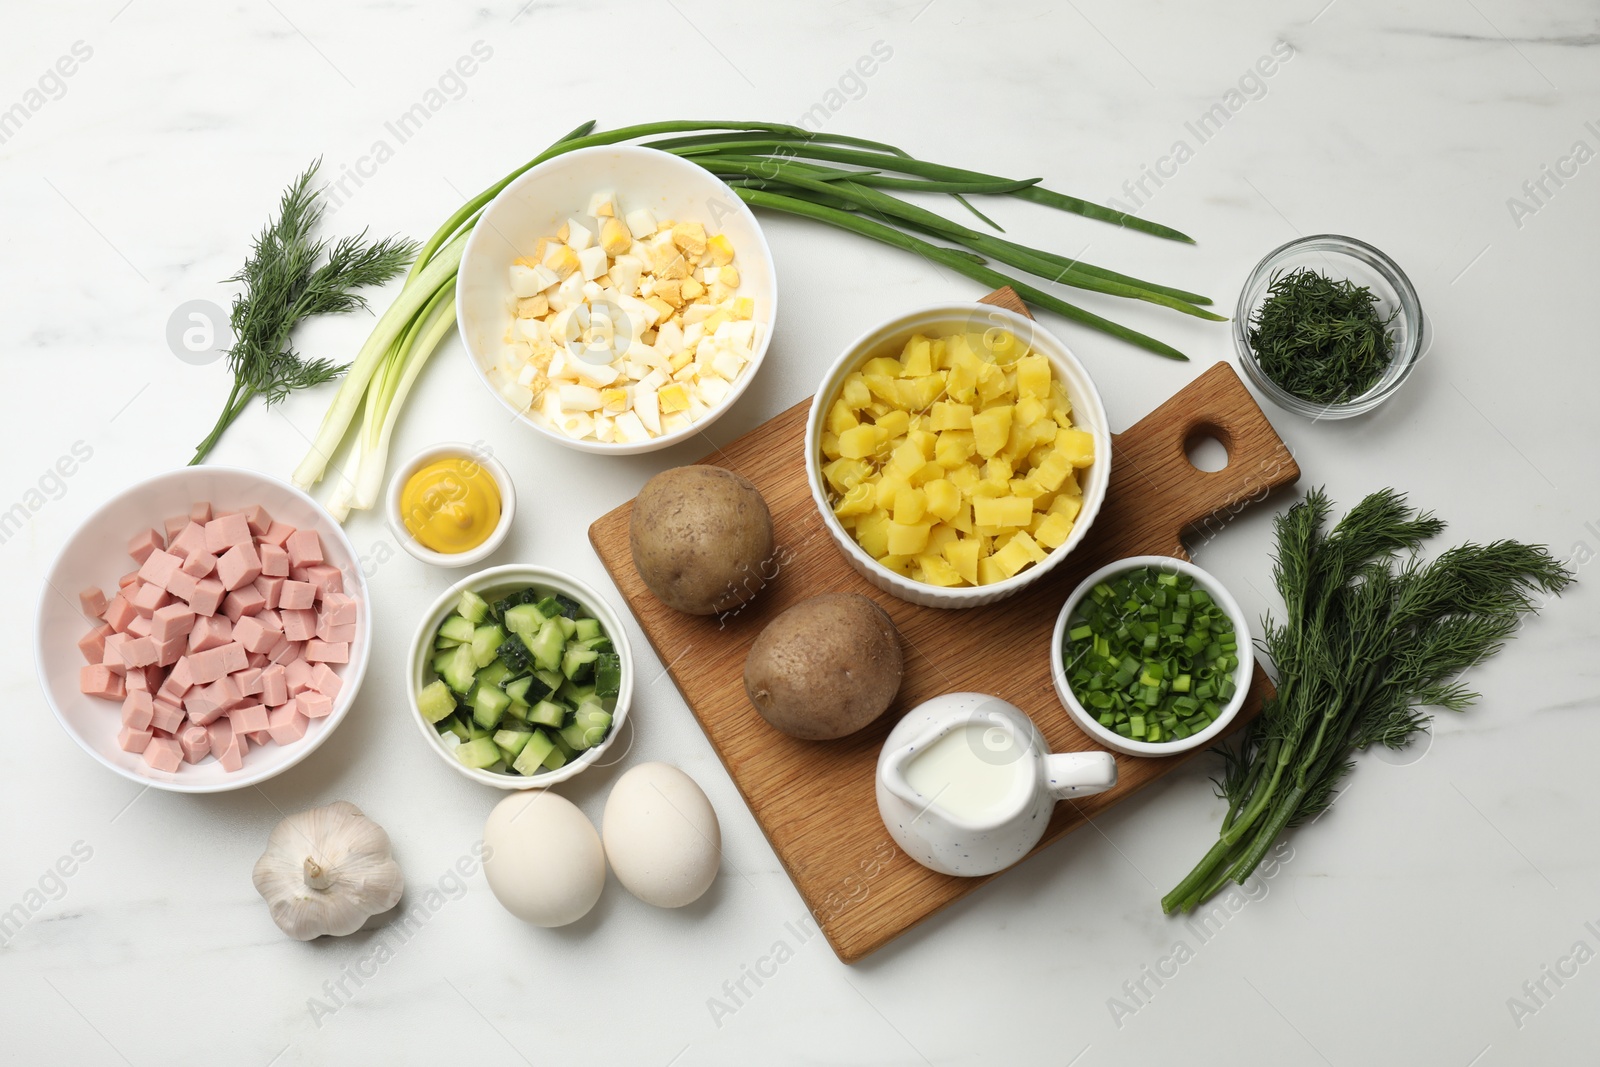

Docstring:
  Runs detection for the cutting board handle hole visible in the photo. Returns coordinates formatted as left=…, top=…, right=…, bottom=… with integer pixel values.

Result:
left=1184, top=427, right=1231, bottom=473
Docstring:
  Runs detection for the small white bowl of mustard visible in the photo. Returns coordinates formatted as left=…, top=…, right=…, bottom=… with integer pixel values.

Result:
left=386, top=443, right=515, bottom=568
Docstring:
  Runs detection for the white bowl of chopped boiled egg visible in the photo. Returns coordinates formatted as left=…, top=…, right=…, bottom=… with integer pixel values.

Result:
left=457, top=145, right=777, bottom=454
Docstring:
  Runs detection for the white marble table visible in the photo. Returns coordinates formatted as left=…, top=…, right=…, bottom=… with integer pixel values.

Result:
left=4, top=1, right=1597, bottom=1063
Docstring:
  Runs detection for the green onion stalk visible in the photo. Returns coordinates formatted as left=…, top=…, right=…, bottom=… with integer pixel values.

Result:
left=293, top=120, right=1213, bottom=514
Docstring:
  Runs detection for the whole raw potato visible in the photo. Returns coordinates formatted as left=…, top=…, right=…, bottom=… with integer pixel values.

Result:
left=744, top=593, right=904, bottom=740
left=630, top=466, right=774, bottom=615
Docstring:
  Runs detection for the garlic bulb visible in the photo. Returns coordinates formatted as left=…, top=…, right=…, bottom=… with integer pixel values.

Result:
left=252, top=801, right=404, bottom=941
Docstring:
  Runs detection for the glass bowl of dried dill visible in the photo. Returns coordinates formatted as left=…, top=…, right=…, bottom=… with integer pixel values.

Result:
left=1233, top=234, right=1424, bottom=419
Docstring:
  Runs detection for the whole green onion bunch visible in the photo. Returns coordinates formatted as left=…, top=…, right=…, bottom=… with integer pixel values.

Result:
left=292, top=120, right=1218, bottom=516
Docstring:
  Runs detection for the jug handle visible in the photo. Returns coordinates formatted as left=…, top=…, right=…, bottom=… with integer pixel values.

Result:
left=1043, top=751, right=1118, bottom=800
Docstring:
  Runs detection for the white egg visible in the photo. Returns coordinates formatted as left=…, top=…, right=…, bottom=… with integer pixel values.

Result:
left=602, top=763, right=720, bottom=908
left=482, top=791, right=605, bottom=928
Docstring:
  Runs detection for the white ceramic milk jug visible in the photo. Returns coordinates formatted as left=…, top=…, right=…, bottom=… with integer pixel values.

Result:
left=876, top=692, right=1118, bottom=877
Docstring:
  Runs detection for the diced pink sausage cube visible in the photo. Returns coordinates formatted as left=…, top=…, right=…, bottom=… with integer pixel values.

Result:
left=204, top=513, right=252, bottom=554
left=169, top=521, right=207, bottom=559
left=101, top=633, right=130, bottom=673
left=236, top=616, right=284, bottom=655
left=223, top=586, right=266, bottom=623
left=286, top=658, right=314, bottom=696
left=122, top=636, right=158, bottom=667
left=229, top=703, right=270, bottom=734
left=121, top=691, right=154, bottom=730
left=245, top=730, right=270, bottom=747
left=260, top=664, right=288, bottom=706
left=260, top=521, right=296, bottom=548
left=301, top=565, right=344, bottom=599
left=188, top=615, right=232, bottom=653
left=278, top=580, right=316, bottom=612
left=125, top=668, right=148, bottom=692
left=125, top=614, right=153, bottom=638
left=219, top=642, right=249, bottom=675
left=308, top=663, right=344, bottom=699
left=79, top=586, right=109, bottom=618
left=164, top=514, right=190, bottom=542
left=259, top=543, right=289, bottom=578
left=142, top=737, right=184, bottom=773
left=285, top=529, right=323, bottom=568
left=157, top=672, right=190, bottom=705
left=241, top=504, right=273, bottom=536
left=185, top=676, right=237, bottom=726
left=204, top=717, right=233, bottom=754
left=270, top=638, right=300, bottom=665
left=236, top=667, right=263, bottom=696
left=217, top=542, right=262, bottom=591
left=298, top=691, right=334, bottom=719
left=267, top=702, right=308, bottom=745
left=78, top=623, right=113, bottom=664
left=180, top=551, right=217, bottom=579
left=98, top=596, right=131, bottom=639
left=150, top=699, right=186, bottom=734
left=156, top=635, right=186, bottom=669
left=118, top=726, right=154, bottom=754
left=246, top=651, right=269, bottom=669
left=217, top=733, right=246, bottom=771
left=281, top=609, right=316, bottom=642
left=151, top=604, right=195, bottom=643
left=80, top=665, right=126, bottom=701
left=127, top=528, right=164, bottom=565
left=137, top=549, right=183, bottom=590
left=304, top=640, right=348, bottom=664
left=186, top=647, right=228, bottom=685
left=315, top=619, right=357, bottom=645
left=166, top=568, right=199, bottom=603
left=321, top=592, right=358, bottom=624
left=131, top=582, right=171, bottom=618
left=254, top=576, right=284, bottom=610
left=187, top=577, right=225, bottom=617
left=178, top=724, right=211, bottom=763
left=189, top=502, right=212, bottom=524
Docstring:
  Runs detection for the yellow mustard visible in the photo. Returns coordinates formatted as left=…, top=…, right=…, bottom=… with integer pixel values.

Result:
left=400, top=457, right=501, bottom=554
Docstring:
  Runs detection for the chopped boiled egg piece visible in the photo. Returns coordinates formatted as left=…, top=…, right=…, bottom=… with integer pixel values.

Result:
left=565, top=219, right=594, bottom=251
left=543, top=243, right=580, bottom=280
left=599, top=217, right=632, bottom=257
left=624, top=207, right=658, bottom=239
left=559, top=383, right=603, bottom=411
left=634, top=387, right=661, bottom=434
left=577, top=245, right=609, bottom=281
left=587, top=190, right=617, bottom=217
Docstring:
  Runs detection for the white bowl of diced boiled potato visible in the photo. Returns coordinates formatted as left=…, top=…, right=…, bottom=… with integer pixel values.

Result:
left=806, top=303, right=1112, bottom=609
left=457, top=145, right=777, bottom=454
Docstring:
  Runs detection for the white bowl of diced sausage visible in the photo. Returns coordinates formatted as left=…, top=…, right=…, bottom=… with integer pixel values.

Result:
left=34, top=466, right=371, bottom=793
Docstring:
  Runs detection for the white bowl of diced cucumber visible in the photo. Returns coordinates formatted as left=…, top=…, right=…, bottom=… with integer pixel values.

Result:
left=408, top=564, right=633, bottom=788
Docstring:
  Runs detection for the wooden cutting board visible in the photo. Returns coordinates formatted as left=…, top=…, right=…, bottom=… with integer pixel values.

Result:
left=588, top=288, right=1299, bottom=962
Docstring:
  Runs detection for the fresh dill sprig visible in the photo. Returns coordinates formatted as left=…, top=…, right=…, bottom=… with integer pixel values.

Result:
left=189, top=160, right=417, bottom=464
left=1248, top=268, right=1397, bottom=405
left=1162, top=488, right=1574, bottom=914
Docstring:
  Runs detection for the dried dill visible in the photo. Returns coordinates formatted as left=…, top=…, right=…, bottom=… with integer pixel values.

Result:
left=1248, top=267, right=1396, bottom=405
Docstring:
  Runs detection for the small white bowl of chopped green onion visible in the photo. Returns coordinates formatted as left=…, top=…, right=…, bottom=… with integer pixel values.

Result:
left=407, top=564, right=632, bottom=788
left=1051, top=556, right=1253, bottom=757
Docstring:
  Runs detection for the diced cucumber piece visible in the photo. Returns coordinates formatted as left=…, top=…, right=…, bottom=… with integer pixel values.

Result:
left=476, top=660, right=514, bottom=691
left=574, top=636, right=613, bottom=654
left=558, top=680, right=596, bottom=706
left=501, top=700, right=528, bottom=723
left=512, top=730, right=556, bottom=775
left=562, top=647, right=600, bottom=681
left=417, top=679, right=457, bottom=723
left=434, top=634, right=462, bottom=649
left=556, top=616, right=578, bottom=640
left=534, top=669, right=564, bottom=696
left=595, top=653, right=622, bottom=699
left=560, top=722, right=595, bottom=751
left=472, top=685, right=511, bottom=730
left=439, top=616, right=477, bottom=644
left=574, top=617, right=603, bottom=642
left=529, top=699, right=568, bottom=730
left=534, top=596, right=562, bottom=619
left=464, top=718, right=490, bottom=741
left=541, top=743, right=568, bottom=771
left=496, top=632, right=535, bottom=674
left=550, top=732, right=577, bottom=762
left=493, top=728, right=534, bottom=757
left=505, top=675, right=534, bottom=707
left=503, top=603, right=546, bottom=639
left=439, top=715, right=470, bottom=742
left=574, top=708, right=612, bottom=732
left=455, top=736, right=501, bottom=769
left=472, top=624, right=507, bottom=668
left=440, top=644, right=478, bottom=694
left=457, top=590, right=491, bottom=625
left=525, top=671, right=557, bottom=704
left=554, top=594, right=582, bottom=620
left=530, top=619, right=565, bottom=673
left=432, top=650, right=455, bottom=673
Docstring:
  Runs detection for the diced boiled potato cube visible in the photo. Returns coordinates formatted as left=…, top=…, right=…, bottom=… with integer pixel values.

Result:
left=977, top=557, right=1007, bottom=586
left=892, top=486, right=926, bottom=525
left=917, top=554, right=963, bottom=586
left=886, top=520, right=931, bottom=557
left=837, top=424, right=879, bottom=460
left=833, top=484, right=876, bottom=518
left=973, top=496, right=1033, bottom=528
left=1034, top=512, right=1074, bottom=549
left=1057, top=428, right=1096, bottom=467
left=971, top=406, right=1013, bottom=458
left=855, top=512, right=890, bottom=558
left=935, top=430, right=975, bottom=469
left=1049, top=494, right=1082, bottom=521
left=828, top=400, right=858, bottom=435
left=1016, top=354, right=1051, bottom=399
left=902, top=335, right=933, bottom=376
left=930, top=402, right=973, bottom=431
left=923, top=479, right=959, bottom=522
